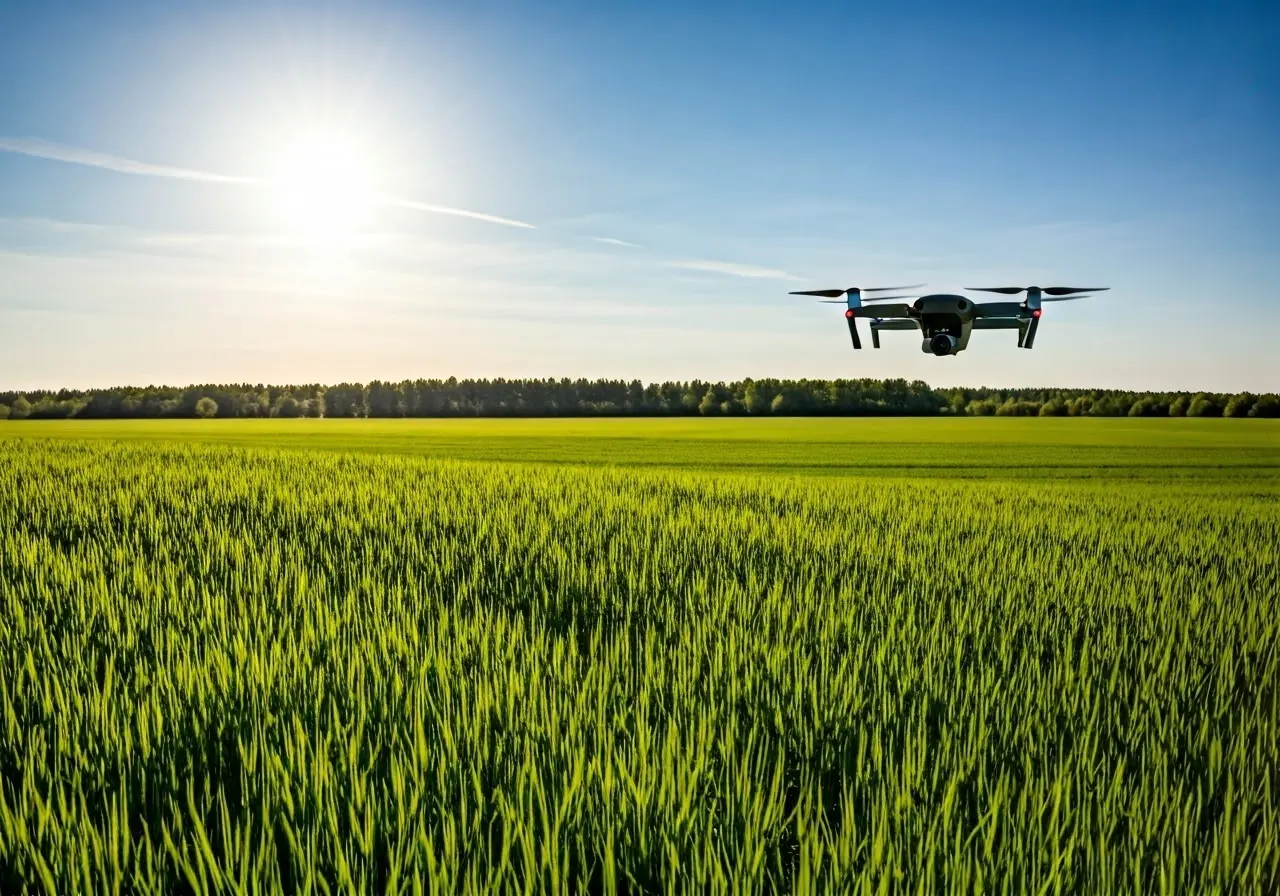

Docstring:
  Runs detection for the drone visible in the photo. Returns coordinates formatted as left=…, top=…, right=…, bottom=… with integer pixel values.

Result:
left=788, top=284, right=1109, bottom=355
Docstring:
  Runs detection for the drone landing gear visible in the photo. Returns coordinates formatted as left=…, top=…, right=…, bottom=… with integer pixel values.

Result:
left=1016, top=315, right=1041, bottom=349
left=845, top=316, right=862, bottom=350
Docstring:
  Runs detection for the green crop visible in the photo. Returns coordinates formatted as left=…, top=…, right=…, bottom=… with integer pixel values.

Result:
left=5, top=417, right=1278, bottom=481
left=1, top=423, right=1277, bottom=893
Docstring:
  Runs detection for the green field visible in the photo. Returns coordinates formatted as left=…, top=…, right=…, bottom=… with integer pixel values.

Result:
left=6, top=416, right=1279, bottom=479
left=1, top=419, right=1277, bottom=893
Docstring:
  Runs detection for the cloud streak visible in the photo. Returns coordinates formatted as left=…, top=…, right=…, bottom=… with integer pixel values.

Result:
left=0, top=136, right=536, bottom=230
left=590, top=236, right=643, bottom=248
left=667, top=259, right=802, bottom=281
left=384, top=198, right=536, bottom=230
left=0, top=216, right=114, bottom=234
left=0, top=137, right=258, bottom=185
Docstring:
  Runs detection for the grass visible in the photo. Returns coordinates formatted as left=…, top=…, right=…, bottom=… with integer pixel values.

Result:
left=5, top=416, right=1279, bottom=480
left=0, top=419, right=1277, bottom=892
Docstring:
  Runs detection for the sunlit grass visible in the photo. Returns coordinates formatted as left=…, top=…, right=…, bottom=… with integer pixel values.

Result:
left=0, top=424, right=1277, bottom=892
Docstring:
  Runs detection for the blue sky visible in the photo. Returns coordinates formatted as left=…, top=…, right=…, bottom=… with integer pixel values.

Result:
left=1, top=0, right=1277, bottom=391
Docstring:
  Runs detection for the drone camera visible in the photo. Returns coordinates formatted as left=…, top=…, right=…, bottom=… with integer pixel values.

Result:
left=925, top=333, right=958, bottom=356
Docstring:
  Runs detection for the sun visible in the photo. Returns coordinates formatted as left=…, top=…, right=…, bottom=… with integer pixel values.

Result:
left=265, top=130, right=380, bottom=246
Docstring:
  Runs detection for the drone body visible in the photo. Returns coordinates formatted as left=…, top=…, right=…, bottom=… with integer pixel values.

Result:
left=789, top=285, right=1109, bottom=356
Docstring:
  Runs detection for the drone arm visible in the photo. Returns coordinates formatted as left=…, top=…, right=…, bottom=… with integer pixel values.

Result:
left=868, top=318, right=916, bottom=349
left=971, top=318, right=1021, bottom=329
left=868, top=320, right=917, bottom=330
left=851, top=303, right=913, bottom=319
left=971, top=302, right=1025, bottom=318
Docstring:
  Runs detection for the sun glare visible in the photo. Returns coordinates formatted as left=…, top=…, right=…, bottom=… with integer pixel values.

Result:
left=265, top=130, right=379, bottom=247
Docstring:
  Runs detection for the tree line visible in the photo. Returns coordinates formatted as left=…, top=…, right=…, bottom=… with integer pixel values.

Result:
left=1, top=378, right=1276, bottom=420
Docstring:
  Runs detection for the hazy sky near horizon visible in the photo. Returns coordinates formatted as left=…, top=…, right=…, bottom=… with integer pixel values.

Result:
left=1, top=0, right=1277, bottom=392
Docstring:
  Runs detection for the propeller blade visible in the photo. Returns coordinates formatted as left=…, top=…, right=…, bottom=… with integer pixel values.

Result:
left=862, top=284, right=925, bottom=292
left=1041, top=295, right=1090, bottom=302
left=966, top=285, right=1109, bottom=296
left=792, top=283, right=926, bottom=298
left=815, top=300, right=847, bottom=303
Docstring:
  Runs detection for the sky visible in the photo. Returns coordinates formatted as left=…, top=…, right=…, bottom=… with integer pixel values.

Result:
left=1, top=0, right=1277, bottom=392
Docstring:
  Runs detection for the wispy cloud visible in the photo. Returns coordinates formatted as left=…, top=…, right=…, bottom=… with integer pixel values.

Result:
left=667, top=259, right=802, bottom=281
left=0, top=136, right=536, bottom=230
left=0, top=137, right=258, bottom=185
left=384, top=198, right=536, bottom=230
left=0, top=216, right=639, bottom=297
left=0, top=216, right=302, bottom=262
left=590, top=236, right=643, bottom=248
left=0, top=216, right=115, bottom=235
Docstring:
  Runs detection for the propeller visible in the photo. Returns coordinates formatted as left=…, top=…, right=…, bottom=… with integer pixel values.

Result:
left=789, top=284, right=925, bottom=298
left=790, top=289, right=846, bottom=298
left=965, top=286, right=1108, bottom=296
left=789, top=284, right=926, bottom=352
left=969, top=285, right=1107, bottom=322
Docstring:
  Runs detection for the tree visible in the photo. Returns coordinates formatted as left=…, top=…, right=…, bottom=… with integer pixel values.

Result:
left=995, top=398, right=1040, bottom=417
left=1128, top=396, right=1165, bottom=417
left=770, top=394, right=786, bottom=414
left=0, top=404, right=8, bottom=420
left=1224, top=393, right=1255, bottom=418
left=367, top=381, right=404, bottom=417
left=195, top=397, right=218, bottom=419
left=1168, top=395, right=1188, bottom=417
left=698, top=388, right=719, bottom=415
left=9, top=396, right=31, bottom=420
left=744, top=382, right=768, bottom=415
left=1187, top=393, right=1221, bottom=417
left=324, top=384, right=366, bottom=418
left=1089, top=396, right=1124, bottom=416
left=1066, top=397, right=1090, bottom=416
left=1249, top=394, right=1280, bottom=418
left=272, top=393, right=301, bottom=418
